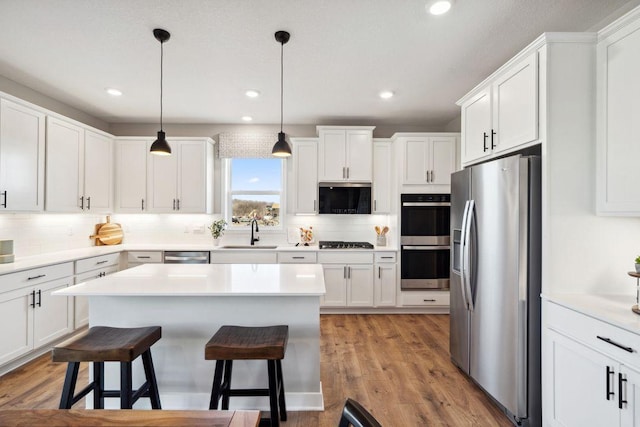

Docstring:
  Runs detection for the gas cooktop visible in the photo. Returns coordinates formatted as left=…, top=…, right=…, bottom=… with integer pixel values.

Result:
left=318, top=241, right=375, bottom=249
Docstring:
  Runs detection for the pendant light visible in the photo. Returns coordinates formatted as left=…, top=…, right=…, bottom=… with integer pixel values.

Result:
left=150, top=28, right=172, bottom=156
left=272, top=30, right=292, bottom=157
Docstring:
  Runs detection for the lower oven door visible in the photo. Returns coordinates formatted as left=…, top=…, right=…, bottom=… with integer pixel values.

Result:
left=401, top=245, right=450, bottom=290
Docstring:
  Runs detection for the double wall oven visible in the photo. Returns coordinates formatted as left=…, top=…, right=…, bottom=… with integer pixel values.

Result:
left=400, top=193, right=450, bottom=290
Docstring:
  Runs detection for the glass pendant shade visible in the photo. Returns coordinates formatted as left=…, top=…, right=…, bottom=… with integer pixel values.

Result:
left=150, top=130, right=171, bottom=155
left=272, top=132, right=291, bottom=157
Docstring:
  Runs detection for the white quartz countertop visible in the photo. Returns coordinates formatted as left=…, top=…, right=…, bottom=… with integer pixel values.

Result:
left=53, top=263, right=326, bottom=297
left=543, top=293, right=640, bottom=336
left=0, top=243, right=397, bottom=276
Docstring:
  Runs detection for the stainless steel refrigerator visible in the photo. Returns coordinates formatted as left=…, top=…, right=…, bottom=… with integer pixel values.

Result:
left=450, top=154, right=541, bottom=427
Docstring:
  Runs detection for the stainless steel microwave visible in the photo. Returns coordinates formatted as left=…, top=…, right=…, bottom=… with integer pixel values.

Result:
left=318, top=182, right=371, bottom=214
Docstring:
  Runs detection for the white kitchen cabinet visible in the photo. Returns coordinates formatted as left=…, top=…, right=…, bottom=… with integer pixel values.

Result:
left=46, top=116, right=113, bottom=212
left=74, top=252, right=120, bottom=328
left=394, top=134, right=457, bottom=186
left=0, top=98, right=45, bottom=211
left=115, top=139, right=150, bottom=212
left=372, top=139, right=392, bottom=214
left=401, top=290, right=450, bottom=307
left=458, top=51, right=538, bottom=165
left=278, top=252, right=317, bottom=264
left=596, top=10, right=640, bottom=215
left=318, top=251, right=374, bottom=308
left=147, top=138, right=214, bottom=213
left=374, top=252, right=397, bottom=307
left=543, top=299, right=640, bottom=426
left=0, top=262, right=73, bottom=366
left=126, top=251, right=163, bottom=268
left=317, top=126, right=375, bottom=182
left=210, top=250, right=277, bottom=264
left=291, top=138, right=318, bottom=214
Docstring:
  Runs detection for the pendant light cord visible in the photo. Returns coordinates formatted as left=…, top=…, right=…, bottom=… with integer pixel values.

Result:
left=280, top=40, right=284, bottom=133
left=160, top=39, right=164, bottom=132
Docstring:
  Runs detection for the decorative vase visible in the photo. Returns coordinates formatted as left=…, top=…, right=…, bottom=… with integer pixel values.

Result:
left=636, top=263, right=640, bottom=273
left=212, top=237, right=220, bottom=247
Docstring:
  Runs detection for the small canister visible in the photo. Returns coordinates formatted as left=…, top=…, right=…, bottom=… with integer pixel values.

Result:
left=376, top=234, right=387, bottom=247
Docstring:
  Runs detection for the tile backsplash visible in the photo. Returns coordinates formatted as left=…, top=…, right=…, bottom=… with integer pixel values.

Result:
left=0, top=213, right=396, bottom=257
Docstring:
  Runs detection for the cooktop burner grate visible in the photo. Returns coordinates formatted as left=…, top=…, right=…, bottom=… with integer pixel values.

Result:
left=318, top=241, right=375, bottom=249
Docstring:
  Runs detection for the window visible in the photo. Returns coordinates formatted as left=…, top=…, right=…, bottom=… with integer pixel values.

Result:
left=225, top=158, right=284, bottom=229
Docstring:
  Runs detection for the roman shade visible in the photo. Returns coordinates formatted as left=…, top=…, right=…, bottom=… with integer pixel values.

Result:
left=218, top=133, right=278, bottom=158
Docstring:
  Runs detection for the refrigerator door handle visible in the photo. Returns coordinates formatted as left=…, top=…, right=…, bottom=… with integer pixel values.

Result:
left=459, top=200, right=470, bottom=309
left=463, top=199, right=475, bottom=311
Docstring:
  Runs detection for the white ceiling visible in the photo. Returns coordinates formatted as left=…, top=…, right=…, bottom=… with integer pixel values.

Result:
left=0, top=0, right=635, bottom=129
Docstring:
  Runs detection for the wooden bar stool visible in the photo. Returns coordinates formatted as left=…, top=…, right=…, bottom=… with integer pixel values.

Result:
left=205, top=325, right=288, bottom=427
left=52, top=326, right=162, bottom=410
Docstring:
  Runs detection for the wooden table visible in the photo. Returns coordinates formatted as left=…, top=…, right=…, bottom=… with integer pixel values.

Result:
left=0, top=409, right=260, bottom=426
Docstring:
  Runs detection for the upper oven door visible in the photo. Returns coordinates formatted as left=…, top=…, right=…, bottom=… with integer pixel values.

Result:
left=401, top=195, right=450, bottom=245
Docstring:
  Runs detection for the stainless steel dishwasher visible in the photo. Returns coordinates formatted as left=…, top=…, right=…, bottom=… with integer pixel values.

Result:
left=163, top=251, right=210, bottom=264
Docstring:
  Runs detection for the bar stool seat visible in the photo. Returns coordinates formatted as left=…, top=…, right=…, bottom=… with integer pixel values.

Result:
left=205, top=325, right=288, bottom=427
left=52, top=326, right=162, bottom=410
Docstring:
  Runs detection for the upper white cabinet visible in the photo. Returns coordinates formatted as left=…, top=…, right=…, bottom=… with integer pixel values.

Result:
left=115, top=139, right=150, bottom=212
left=291, top=138, right=318, bottom=214
left=596, top=9, right=640, bottom=215
left=147, top=138, right=214, bottom=213
left=394, top=133, right=457, bottom=187
left=317, top=126, right=375, bottom=182
left=372, top=139, right=392, bottom=214
left=45, top=117, right=112, bottom=212
left=0, top=98, right=45, bottom=211
left=458, top=51, right=538, bottom=165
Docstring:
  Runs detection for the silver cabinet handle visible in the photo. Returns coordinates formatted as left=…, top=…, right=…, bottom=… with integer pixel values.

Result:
left=348, top=266, right=351, bottom=279
left=292, top=256, right=305, bottom=259
left=343, top=266, right=347, bottom=278
left=96, top=260, right=108, bottom=265
left=347, top=167, right=349, bottom=179
left=374, top=200, right=377, bottom=211
left=313, top=200, right=316, bottom=211
left=378, top=266, right=381, bottom=279
left=86, top=196, right=91, bottom=210
left=176, top=199, right=180, bottom=210
left=425, top=171, right=429, bottom=182
left=137, top=256, right=151, bottom=259
left=80, top=196, right=84, bottom=210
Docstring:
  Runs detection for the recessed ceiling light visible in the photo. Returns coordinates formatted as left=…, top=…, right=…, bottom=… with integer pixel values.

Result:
left=241, top=116, right=253, bottom=122
left=245, top=90, right=260, bottom=98
left=379, top=91, right=394, bottom=99
left=106, top=88, right=122, bottom=96
left=429, top=0, right=452, bottom=15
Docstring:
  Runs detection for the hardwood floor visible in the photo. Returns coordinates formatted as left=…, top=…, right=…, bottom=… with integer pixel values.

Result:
left=0, top=314, right=512, bottom=426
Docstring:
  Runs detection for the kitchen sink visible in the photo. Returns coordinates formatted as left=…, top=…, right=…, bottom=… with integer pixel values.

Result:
left=219, top=245, right=278, bottom=249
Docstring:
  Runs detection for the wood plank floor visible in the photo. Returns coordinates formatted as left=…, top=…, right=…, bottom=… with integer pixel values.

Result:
left=0, top=314, right=512, bottom=426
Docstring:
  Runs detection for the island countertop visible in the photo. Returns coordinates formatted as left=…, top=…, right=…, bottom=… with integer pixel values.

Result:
left=54, top=263, right=326, bottom=297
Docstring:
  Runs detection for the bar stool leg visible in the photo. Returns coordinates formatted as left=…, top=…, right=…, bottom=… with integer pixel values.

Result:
left=267, top=360, right=280, bottom=427
left=221, top=360, right=233, bottom=410
left=120, top=361, right=133, bottom=409
left=141, top=350, right=162, bottom=409
left=276, top=359, right=287, bottom=421
left=59, top=362, right=80, bottom=409
left=93, top=362, right=104, bottom=409
left=209, top=360, right=225, bottom=410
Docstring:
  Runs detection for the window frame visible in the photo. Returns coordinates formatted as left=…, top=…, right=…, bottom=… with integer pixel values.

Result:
left=222, top=158, right=286, bottom=232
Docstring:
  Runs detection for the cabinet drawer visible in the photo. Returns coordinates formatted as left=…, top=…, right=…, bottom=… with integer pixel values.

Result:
left=401, top=291, right=449, bottom=307
left=127, top=251, right=162, bottom=263
left=75, top=253, right=120, bottom=274
left=76, top=265, right=119, bottom=283
left=0, top=262, right=73, bottom=292
left=278, top=252, right=317, bottom=264
left=546, top=301, right=640, bottom=369
left=375, top=252, right=396, bottom=263
left=317, top=252, right=373, bottom=264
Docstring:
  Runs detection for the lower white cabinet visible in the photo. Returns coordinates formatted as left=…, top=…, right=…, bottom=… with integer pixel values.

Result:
left=126, top=251, right=163, bottom=269
left=401, top=290, right=450, bottom=307
left=210, top=250, right=277, bottom=264
left=0, top=262, right=73, bottom=366
left=74, top=253, right=120, bottom=328
left=544, top=300, right=640, bottom=426
left=374, top=252, right=397, bottom=307
left=318, top=252, right=374, bottom=307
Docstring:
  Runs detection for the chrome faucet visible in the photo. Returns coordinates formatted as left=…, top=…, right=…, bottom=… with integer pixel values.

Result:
left=250, top=219, right=260, bottom=245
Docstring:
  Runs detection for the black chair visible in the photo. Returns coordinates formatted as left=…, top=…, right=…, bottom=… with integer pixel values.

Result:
left=338, top=398, right=383, bottom=427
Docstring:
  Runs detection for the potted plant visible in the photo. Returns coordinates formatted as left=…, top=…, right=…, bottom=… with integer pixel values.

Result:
left=636, top=255, right=640, bottom=273
left=209, top=219, right=227, bottom=246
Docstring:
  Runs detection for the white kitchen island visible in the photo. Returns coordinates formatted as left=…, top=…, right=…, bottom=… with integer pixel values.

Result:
left=54, top=263, right=325, bottom=411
